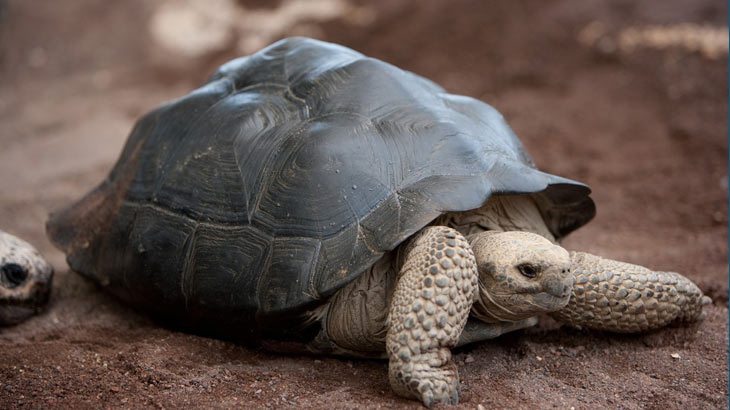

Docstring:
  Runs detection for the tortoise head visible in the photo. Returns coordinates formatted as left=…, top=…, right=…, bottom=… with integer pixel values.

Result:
left=468, top=231, right=573, bottom=322
left=0, top=231, right=53, bottom=325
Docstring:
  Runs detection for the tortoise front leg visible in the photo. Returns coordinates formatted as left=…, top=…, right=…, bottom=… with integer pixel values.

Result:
left=387, top=226, right=478, bottom=407
left=551, top=252, right=711, bottom=332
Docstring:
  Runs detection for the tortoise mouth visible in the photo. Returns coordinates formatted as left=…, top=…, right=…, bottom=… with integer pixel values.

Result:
left=473, top=287, right=570, bottom=323
left=531, top=291, right=571, bottom=311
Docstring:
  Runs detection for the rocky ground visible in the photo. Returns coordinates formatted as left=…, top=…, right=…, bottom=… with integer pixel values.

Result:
left=0, top=0, right=727, bottom=408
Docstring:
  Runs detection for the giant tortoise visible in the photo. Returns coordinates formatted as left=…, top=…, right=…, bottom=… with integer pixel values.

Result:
left=47, top=37, right=709, bottom=406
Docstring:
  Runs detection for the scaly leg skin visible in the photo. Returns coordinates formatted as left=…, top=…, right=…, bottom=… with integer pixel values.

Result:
left=386, top=226, right=478, bottom=407
left=551, top=252, right=711, bottom=332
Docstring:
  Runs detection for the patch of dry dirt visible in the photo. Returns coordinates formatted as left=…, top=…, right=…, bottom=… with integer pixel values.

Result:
left=0, top=0, right=727, bottom=408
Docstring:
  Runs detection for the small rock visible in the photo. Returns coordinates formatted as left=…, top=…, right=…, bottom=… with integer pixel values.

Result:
left=670, top=353, right=681, bottom=360
left=536, top=356, right=543, bottom=361
left=313, top=359, right=322, bottom=364
left=478, top=404, right=486, bottom=410
left=465, top=354, right=475, bottom=364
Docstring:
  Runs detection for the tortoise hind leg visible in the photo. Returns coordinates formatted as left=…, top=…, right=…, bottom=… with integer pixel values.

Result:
left=305, top=255, right=395, bottom=358
left=386, top=226, right=477, bottom=407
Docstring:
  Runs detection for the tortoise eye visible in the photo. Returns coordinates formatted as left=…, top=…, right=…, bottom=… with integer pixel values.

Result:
left=2, top=263, right=28, bottom=287
left=517, top=263, right=539, bottom=279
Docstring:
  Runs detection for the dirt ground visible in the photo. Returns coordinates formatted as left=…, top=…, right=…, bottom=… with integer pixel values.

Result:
left=0, top=0, right=727, bottom=408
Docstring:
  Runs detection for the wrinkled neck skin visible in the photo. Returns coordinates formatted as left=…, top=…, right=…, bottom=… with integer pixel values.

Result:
left=469, top=231, right=523, bottom=323
left=471, top=281, right=528, bottom=323
left=435, top=194, right=556, bottom=243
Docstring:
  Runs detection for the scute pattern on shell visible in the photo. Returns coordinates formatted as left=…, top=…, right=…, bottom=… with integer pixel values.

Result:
left=47, top=37, right=594, bottom=337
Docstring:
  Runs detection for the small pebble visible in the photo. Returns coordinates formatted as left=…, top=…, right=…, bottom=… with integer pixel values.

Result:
left=465, top=354, right=475, bottom=364
left=670, top=353, right=681, bottom=359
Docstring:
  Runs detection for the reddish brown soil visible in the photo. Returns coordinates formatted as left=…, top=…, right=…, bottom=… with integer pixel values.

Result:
left=0, top=0, right=727, bottom=408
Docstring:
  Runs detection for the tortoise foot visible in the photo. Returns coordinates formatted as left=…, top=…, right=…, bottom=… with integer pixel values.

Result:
left=389, top=350, right=459, bottom=407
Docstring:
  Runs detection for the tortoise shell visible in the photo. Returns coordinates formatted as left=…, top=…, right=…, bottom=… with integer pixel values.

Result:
left=47, top=37, right=594, bottom=340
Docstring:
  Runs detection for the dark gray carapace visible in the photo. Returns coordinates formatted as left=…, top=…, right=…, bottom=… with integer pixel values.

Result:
left=47, top=37, right=594, bottom=341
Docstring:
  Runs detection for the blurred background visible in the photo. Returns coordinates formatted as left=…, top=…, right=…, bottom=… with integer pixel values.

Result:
left=0, top=0, right=727, bottom=408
